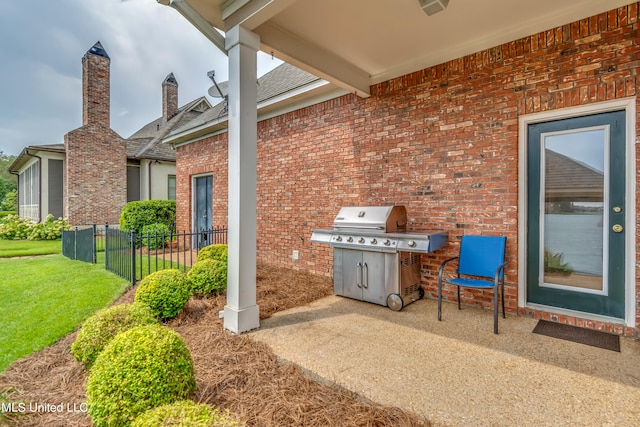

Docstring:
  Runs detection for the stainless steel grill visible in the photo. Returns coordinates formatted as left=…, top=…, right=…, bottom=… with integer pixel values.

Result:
left=311, top=206, right=448, bottom=311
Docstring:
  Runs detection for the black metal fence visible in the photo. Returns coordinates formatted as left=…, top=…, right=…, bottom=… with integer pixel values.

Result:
left=104, top=225, right=228, bottom=286
left=62, top=223, right=228, bottom=285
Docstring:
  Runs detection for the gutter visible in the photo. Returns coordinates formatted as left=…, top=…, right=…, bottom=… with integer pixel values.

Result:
left=157, top=0, right=227, bottom=55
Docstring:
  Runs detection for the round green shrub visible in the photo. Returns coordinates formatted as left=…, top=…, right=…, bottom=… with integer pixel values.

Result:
left=197, top=244, right=228, bottom=263
left=142, top=222, right=172, bottom=250
left=86, top=325, right=196, bottom=427
left=135, top=269, right=191, bottom=321
left=187, top=259, right=228, bottom=297
left=132, top=401, right=243, bottom=427
left=71, top=302, right=157, bottom=367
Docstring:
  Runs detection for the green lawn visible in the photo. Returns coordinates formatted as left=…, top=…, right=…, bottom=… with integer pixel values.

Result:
left=0, top=239, right=62, bottom=258
left=0, top=254, right=128, bottom=373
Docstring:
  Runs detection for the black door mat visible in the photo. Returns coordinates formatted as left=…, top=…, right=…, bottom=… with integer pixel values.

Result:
left=532, top=320, right=620, bottom=352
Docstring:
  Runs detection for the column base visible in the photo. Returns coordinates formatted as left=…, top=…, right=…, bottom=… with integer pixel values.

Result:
left=222, top=304, right=260, bottom=334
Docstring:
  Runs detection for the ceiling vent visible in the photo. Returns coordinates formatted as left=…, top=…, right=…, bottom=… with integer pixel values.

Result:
left=419, top=0, right=449, bottom=16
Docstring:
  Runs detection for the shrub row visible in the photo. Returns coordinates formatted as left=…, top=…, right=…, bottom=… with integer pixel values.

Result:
left=0, top=214, right=70, bottom=240
left=74, top=244, right=234, bottom=426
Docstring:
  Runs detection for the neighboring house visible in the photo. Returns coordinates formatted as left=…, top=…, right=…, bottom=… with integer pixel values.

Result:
left=8, top=42, right=211, bottom=225
left=162, top=2, right=640, bottom=337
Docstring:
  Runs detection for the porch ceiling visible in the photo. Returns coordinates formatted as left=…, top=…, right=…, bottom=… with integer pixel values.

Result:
left=172, top=0, right=632, bottom=97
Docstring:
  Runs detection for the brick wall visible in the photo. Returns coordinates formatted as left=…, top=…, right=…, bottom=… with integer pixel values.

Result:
left=64, top=44, right=127, bottom=225
left=176, top=4, right=640, bottom=335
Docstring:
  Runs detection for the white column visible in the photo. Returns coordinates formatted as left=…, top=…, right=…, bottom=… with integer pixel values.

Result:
left=222, top=25, right=260, bottom=333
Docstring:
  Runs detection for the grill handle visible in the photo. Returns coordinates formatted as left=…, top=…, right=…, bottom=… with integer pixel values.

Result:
left=363, top=262, right=368, bottom=289
left=333, top=225, right=385, bottom=230
left=356, top=262, right=363, bottom=288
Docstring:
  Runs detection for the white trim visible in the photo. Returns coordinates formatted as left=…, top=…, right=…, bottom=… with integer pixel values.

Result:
left=518, top=97, right=636, bottom=327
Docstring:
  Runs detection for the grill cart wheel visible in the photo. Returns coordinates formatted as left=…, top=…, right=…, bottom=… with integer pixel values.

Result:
left=387, top=293, right=404, bottom=311
left=419, top=286, right=425, bottom=299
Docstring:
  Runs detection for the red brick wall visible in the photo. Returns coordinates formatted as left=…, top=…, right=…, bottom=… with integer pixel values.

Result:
left=64, top=126, right=127, bottom=226
left=176, top=4, right=640, bottom=335
left=175, top=133, right=228, bottom=232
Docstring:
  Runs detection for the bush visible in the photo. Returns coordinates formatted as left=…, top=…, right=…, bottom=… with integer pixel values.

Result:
left=119, top=200, right=176, bottom=235
left=197, top=244, right=228, bottom=263
left=0, top=214, right=70, bottom=240
left=134, top=269, right=191, bottom=321
left=1, top=190, right=17, bottom=212
left=86, top=325, right=196, bottom=427
left=0, top=214, right=34, bottom=240
left=0, top=211, right=17, bottom=222
left=27, top=214, right=71, bottom=240
left=71, top=303, right=157, bottom=367
left=142, top=222, right=172, bottom=251
left=132, top=401, right=243, bottom=427
left=187, top=259, right=228, bottom=297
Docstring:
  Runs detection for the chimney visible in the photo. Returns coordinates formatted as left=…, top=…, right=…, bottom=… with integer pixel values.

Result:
left=162, top=73, right=178, bottom=122
left=82, top=41, right=110, bottom=127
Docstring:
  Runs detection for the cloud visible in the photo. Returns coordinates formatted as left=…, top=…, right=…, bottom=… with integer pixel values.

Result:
left=0, top=0, right=281, bottom=156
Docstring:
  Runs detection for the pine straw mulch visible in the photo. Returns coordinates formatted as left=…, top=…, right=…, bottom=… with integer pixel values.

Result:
left=0, top=263, right=429, bottom=427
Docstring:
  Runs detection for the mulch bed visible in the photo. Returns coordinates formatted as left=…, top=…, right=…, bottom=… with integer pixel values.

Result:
left=0, top=263, right=428, bottom=426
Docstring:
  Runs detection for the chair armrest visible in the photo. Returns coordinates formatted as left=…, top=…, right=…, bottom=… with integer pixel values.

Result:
left=438, top=256, right=459, bottom=282
left=493, top=261, right=508, bottom=283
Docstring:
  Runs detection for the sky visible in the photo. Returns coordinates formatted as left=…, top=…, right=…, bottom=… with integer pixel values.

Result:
left=0, top=0, right=282, bottom=157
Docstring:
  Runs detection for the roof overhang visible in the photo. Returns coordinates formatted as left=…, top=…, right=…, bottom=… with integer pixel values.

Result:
left=164, top=77, right=347, bottom=146
left=158, top=0, right=634, bottom=99
left=8, top=145, right=66, bottom=173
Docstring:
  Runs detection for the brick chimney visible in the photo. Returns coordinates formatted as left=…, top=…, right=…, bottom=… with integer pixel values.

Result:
left=82, top=41, right=110, bottom=127
left=162, top=73, right=178, bottom=122
left=64, top=41, right=126, bottom=226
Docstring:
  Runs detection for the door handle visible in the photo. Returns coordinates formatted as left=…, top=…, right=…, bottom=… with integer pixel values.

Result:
left=356, top=262, right=362, bottom=288
left=612, top=224, right=623, bottom=233
left=363, top=262, right=369, bottom=289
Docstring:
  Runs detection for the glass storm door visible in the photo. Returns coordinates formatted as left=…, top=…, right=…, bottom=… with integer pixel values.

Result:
left=527, top=111, right=625, bottom=318
left=194, top=175, right=212, bottom=248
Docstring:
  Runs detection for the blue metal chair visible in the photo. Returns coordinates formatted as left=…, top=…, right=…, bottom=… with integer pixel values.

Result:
left=437, top=235, right=507, bottom=334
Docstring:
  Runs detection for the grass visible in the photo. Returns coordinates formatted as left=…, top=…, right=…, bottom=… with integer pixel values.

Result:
left=0, top=239, right=62, bottom=258
left=0, top=254, right=128, bottom=373
left=96, top=251, right=189, bottom=281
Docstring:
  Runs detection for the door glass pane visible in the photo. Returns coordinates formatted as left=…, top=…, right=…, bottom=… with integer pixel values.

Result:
left=542, top=129, right=605, bottom=292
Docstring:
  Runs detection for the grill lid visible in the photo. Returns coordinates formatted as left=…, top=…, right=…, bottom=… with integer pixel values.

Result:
left=332, top=206, right=407, bottom=233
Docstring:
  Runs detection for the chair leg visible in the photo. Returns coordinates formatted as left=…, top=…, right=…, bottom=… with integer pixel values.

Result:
left=501, top=280, right=506, bottom=319
left=437, top=278, right=442, bottom=321
left=457, top=286, right=461, bottom=310
left=496, top=281, right=503, bottom=334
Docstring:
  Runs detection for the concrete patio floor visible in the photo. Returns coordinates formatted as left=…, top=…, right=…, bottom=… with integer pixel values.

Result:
left=249, top=295, right=640, bottom=426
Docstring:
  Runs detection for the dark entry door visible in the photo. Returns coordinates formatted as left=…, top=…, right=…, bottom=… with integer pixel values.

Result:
left=194, top=175, right=212, bottom=248
left=527, top=111, right=625, bottom=318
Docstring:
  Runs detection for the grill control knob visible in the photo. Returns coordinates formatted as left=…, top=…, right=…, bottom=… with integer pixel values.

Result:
left=358, top=237, right=365, bottom=244
left=347, top=236, right=353, bottom=242
left=408, top=240, right=417, bottom=248
left=335, top=236, right=342, bottom=242
left=384, top=239, right=391, bottom=246
left=370, top=238, right=377, bottom=244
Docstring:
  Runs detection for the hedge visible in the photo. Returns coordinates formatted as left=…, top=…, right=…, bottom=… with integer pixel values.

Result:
left=119, top=200, right=176, bottom=235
